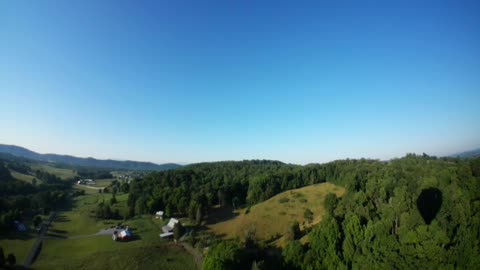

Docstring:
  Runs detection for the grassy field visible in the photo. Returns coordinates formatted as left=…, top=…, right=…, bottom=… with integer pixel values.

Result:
left=48, top=193, right=129, bottom=237
left=33, top=236, right=195, bottom=270
left=0, top=232, right=36, bottom=264
left=0, top=212, right=45, bottom=264
left=30, top=164, right=77, bottom=180
left=31, top=190, right=195, bottom=270
left=10, top=169, right=37, bottom=184
left=207, top=182, right=345, bottom=245
left=91, top=178, right=116, bottom=187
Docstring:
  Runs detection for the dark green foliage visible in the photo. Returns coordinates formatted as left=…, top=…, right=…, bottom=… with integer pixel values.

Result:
left=282, top=240, right=304, bottom=270
left=76, top=168, right=113, bottom=179
left=203, top=241, right=242, bottom=270
left=309, top=215, right=342, bottom=269
left=33, top=215, right=42, bottom=228
left=73, top=189, right=86, bottom=196
left=110, top=194, right=117, bottom=205
left=127, top=160, right=323, bottom=221
left=287, top=221, right=301, bottom=241
left=95, top=202, right=120, bottom=220
left=290, top=155, right=480, bottom=269
left=173, top=222, right=185, bottom=240
left=323, top=193, right=338, bottom=216
left=126, top=155, right=480, bottom=269
left=0, top=247, right=4, bottom=267
left=0, top=163, right=13, bottom=182
left=303, top=208, right=313, bottom=224
left=0, top=161, right=70, bottom=230
left=120, top=181, right=130, bottom=193
left=282, top=241, right=305, bottom=269
left=6, top=253, right=15, bottom=266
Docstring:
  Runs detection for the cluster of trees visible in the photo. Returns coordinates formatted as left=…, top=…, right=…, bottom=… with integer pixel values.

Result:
left=95, top=201, right=121, bottom=220
left=0, top=162, right=70, bottom=230
left=107, top=180, right=130, bottom=194
left=281, top=155, right=480, bottom=269
left=127, top=160, right=323, bottom=223
left=76, top=168, right=113, bottom=180
left=199, top=155, right=480, bottom=269
left=0, top=247, right=16, bottom=268
left=127, top=158, right=406, bottom=222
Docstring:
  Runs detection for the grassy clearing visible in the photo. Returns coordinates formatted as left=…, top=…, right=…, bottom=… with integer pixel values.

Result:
left=10, top=170, right=37, bottom=184
left=91, top=178, right=116, bottom=187
left=0, top=233, right=36, bottom=264
left=207, top=182, right=345, bottom=244
left=0, top=214, right=42, bottom=264
left=34, top=237, right=195, bottom=270
left=31, top=164, right=77, bottom=180
left=50, top=193, right=129, bottom=237
left=34, top=216, right=194, bottom=270
left=31, top=190, right=195, bottom=270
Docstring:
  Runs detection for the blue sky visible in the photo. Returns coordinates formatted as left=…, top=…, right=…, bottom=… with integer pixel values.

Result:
left=1, top=1, right=479, bottom=164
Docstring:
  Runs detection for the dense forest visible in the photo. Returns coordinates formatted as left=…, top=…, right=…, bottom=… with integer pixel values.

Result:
left=128, top=155, right=480, bottom=269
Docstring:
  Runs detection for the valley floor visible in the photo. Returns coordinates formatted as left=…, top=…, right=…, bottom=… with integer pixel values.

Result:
left=2, top=185, right=196, bottom=270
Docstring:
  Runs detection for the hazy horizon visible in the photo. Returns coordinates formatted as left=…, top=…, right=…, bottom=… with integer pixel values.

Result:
left=1, top=1, right=479, bottom=164
left=0, top=142, right=478, bottom=166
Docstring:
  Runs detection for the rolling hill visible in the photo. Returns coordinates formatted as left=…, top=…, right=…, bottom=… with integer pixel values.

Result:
left=207, top=182, right=345, bottom=246
left=450, top=148, right=480, bottom=158
left=0, top=144, right=181, bottom=171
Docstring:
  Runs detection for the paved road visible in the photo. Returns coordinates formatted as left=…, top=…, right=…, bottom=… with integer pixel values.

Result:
left=23, top=211, right=57, bottom=268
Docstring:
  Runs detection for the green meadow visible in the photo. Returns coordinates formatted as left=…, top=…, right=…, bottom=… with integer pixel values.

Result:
left=30, top=190, right=195, bottom=269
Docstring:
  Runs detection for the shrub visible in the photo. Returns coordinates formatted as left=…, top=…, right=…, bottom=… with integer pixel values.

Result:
left=279, top=197, right=290, bottom=203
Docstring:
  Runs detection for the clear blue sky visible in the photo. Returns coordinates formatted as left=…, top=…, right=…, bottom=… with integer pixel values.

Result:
left=1, top=1, right=479, bottom=164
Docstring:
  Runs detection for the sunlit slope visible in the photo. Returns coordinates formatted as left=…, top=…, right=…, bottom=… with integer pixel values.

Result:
left=208, top=182, right=345, bottom=241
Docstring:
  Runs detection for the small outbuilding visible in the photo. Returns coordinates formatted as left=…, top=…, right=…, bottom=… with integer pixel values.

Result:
left=155, top=211, right=164, bottom=220
left=161, top=218, right=179, bottom=234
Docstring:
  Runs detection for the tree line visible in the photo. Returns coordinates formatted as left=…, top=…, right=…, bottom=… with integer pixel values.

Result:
left=126, top=154, right=479, bottom=269
left=202, top=155, right=480, bottom=269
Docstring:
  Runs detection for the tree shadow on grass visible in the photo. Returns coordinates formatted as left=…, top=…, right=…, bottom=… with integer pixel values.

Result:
left=205, top=206, right=239, bottom=225
left=0, top=231, right=37, bottom=241
left=49, top=229, right=68, bottom=234
left=45, top=233, right=68, bottom=239
left=53, top=214, right=71, bottom=223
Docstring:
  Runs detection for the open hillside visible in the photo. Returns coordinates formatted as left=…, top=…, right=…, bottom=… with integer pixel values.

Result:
left=208, top=182, right=345, bottom=244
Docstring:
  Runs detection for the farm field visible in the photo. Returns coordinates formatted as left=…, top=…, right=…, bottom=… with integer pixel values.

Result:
left=30, top=164, right=77, bottom=180
left=90, top=178, right=117, bottom=187
left=9, top=169, right=36, bottom=184
left=207, top=182, right=345, bottom=246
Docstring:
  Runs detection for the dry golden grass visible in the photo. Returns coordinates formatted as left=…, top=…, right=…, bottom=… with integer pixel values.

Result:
left=207, top=182, right=345, bottom=245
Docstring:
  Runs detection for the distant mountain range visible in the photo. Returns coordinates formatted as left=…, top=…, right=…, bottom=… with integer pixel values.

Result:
left=450, top=148, right=480, bottom=158
left=0, top=144, right=181, bottom=171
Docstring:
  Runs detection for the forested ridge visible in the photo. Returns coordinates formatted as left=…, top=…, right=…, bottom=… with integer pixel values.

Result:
left=128, top=155, right=480, bottom=269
